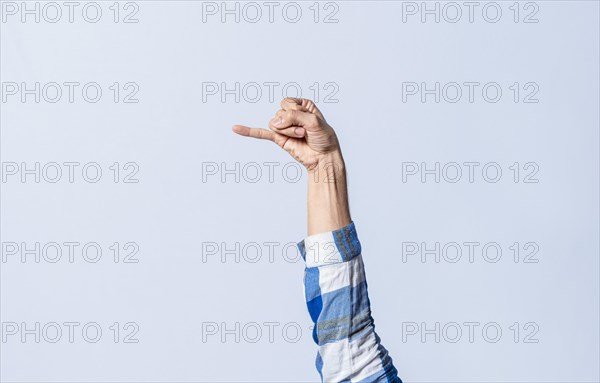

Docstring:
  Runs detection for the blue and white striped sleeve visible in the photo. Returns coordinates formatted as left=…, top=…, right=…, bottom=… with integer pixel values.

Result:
left=297, top=222, right=401, bottom=383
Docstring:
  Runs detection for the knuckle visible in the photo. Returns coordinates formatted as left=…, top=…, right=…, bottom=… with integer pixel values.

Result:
left=281, top=97, right=301, bottom=108
left=281, top=97, right=294, bottom=107
left=304, top=99, right=318, bottom=114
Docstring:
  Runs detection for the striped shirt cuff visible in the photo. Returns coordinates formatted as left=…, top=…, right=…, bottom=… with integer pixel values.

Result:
left=297, top=222, right=362, bottom=268
left=296, top=222, right=402, bottom=382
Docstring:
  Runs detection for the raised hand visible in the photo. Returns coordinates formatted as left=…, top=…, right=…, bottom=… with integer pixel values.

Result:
left=232, top=98, right=340, bottom=170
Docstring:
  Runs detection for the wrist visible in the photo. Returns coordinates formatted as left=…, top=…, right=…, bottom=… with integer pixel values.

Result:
left=308, top=149, right=346, bottom=183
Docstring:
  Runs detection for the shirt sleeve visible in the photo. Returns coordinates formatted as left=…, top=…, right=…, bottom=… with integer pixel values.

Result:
left=297, top=222, right=401, bottom=383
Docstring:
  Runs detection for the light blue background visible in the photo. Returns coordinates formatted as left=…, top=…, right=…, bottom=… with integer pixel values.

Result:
left=1, top=1, right=599, bottom=382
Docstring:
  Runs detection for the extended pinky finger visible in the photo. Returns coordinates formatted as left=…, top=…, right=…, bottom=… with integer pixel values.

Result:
left=232, top=125, right=275, bottom=141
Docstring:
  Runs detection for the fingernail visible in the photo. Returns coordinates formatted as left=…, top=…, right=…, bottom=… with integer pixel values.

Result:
left=271, top=117, right=282, bottom=127
left=294, top=128, right=305, bottom=136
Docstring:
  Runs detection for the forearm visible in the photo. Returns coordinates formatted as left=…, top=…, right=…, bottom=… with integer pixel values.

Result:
left=307, top=150, right=352, bottom=236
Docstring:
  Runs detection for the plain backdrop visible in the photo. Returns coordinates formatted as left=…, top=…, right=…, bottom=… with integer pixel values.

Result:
left=1, top=1, right=599, bottom=382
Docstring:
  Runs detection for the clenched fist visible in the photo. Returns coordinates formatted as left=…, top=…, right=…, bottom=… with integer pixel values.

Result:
left=232, top=98, right=341, bottom=171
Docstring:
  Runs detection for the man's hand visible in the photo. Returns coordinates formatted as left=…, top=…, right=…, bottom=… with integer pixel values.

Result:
left=232, top=98, right=340, bottom=171
left=233, top=97, right=351, bottom=235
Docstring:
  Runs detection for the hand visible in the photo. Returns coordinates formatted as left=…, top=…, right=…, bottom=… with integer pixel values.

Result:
left=232, top=98, right=340, bottom=171
left=233, top=97, right=350, bottom=235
